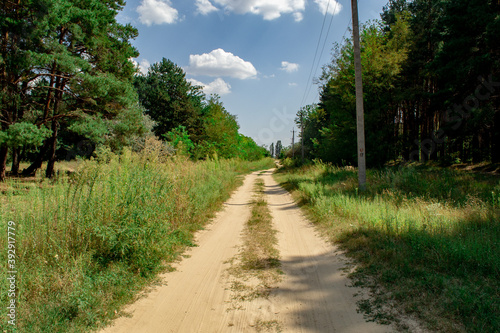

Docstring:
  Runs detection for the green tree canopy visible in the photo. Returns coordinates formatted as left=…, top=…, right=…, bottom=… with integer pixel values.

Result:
left=299, top=0, right=499, bottom=166
left=134, top=58, right=204, bottom=141
left=0, top=0, right=145, bottom=179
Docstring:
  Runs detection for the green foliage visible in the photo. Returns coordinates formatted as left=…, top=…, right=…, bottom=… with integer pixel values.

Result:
left=301, top=0, right=499, bottom=166
left=67, top=115, right=109, bottom=145
left=165, top=125, right=194, bottom=156
left=275, top=140, right=283, bottom=158
left=135, top=61, right=268, bottom=161
left=0, top=122, right=51, bottom=150
left=304, top=19, right=409, bottom=166
left=105, top=105, right=150, bottom=152
left=0, top=0, right=145, bottom=179
left=134, top=58, right=204, bottom=140
left=236, top=135, right=270, bottom=161
left=198, top=95, right=240, bottom=159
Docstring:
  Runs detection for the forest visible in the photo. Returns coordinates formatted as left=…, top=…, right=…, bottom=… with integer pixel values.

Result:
left=0, top=0, right=268, bottom=182
left=295, top=0, right=499, bottom=167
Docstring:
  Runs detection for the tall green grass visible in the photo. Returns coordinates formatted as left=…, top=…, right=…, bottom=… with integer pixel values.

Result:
left=0, top=142, right=274, bottom=333
left=275, top=162, right=499, bottom=332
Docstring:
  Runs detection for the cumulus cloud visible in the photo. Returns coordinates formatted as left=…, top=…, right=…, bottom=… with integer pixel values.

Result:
left=293, top=12, right=303, bottom=22
left=131, top=58, right=151, bottom=75
left=212, top=0, right=305, bottom=21
left=195, top=0, right=219, bottom=15
left=314, top=0, right=342, bottom=16
left=139, top=59, right=151, bottom=75
left=186, top=48, right=257, bottom=79
left=137, top=0, right=178, bottom=26
left=188, top=78, right=232, bottom=95
left=281, top=61, right=299, bottom=73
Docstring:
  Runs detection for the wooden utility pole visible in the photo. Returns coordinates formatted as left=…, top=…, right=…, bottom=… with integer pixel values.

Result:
left=301, top=114, right=305, bottom=164
left=291, top=128, right=295, bottom=158
left=351, top=0, right=367, bottom=190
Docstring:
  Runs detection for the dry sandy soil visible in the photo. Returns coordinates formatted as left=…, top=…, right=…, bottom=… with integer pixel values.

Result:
left=100, top=170, right=393, bottom=333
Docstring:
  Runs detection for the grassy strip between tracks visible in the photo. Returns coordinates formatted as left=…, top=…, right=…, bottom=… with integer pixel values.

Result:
left=226, top=177, right=282, bottom=332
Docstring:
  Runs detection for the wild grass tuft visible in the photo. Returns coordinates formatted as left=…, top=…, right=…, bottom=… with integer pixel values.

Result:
left=274, top=162, right=499, bottom=333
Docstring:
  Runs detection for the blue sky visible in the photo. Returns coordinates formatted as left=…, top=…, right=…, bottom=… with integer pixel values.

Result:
left=118, top=0, right=390, bottom=147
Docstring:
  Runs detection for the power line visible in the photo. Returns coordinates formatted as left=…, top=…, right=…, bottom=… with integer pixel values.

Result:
left=300, top=1, right=351, bottom=111
left=342, top=18, right=352, bottom=42
left=303, top=0, right=340, bottom=105
left=299, top=0, right=331, bottom=108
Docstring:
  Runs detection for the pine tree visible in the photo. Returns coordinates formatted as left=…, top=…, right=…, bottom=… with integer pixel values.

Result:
left=0, top=0, right=142, bottom=180
left=134, top=58, right=204, bottom=141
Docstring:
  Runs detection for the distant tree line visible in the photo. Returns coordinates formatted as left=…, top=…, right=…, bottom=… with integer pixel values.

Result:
left=298, top=0, right=499, bottom=166
left=134, top=58, right=268, bottom=161
left=0, top=0, right=267, bottom=181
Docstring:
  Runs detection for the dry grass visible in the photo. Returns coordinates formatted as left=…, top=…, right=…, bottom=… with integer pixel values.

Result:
left=226, top=178, right=282, bottom=321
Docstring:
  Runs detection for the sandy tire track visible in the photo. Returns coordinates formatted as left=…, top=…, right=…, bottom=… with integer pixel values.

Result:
left=100, top=169, right=393, bottom=333
left=260, top=169, right=392, bottom=333
left=100, top=172, right=259, bottom=333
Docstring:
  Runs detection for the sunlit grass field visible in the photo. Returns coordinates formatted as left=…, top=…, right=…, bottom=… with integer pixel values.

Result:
left=274, top=161, right=499, bottom=333
left=0, top=141, right=274, bottom=333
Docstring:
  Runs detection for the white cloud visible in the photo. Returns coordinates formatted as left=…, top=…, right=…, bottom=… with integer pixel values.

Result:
left=196, top=0, right=219, bottom=15
left=281, top=61, right=299, bottom=73
left=187, top=78, right=203, bottom=88
left=137, top=0, right=178, bottom=26
left=293, top=12, right=303, bottom=22
left=288, top=82, right=298, bottom=86
left=139, top=59, right=151, bottom=75
left=188, top=78, right=232, bottom=95
left=187, top=48, right=257, bottom=79
left=314, top=0, right=342, bottom=16
left=130, top=58, right=151, bottom=75
left=212, top=0, right=305, bottom=21
left=116, top=13, right=133, bottom=25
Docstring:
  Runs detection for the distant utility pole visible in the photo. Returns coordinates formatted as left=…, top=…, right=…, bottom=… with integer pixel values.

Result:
left=291, top=128, right=295, bottom=159
left=351, top=0, right=367, bottom=191
left=301, top=114, right=304, bottom=164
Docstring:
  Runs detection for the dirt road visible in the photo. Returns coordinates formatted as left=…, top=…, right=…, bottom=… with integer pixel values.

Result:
left=101, top=170, right=392, bottom=333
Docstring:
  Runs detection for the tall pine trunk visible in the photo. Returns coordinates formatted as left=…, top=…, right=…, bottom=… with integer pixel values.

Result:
left=22, top=144, right=47, bottom=176
left=492, top=111, right=500, bottom=163
left=45, top=120, right=58, bottom=178
left=10, top=148, right=19, bottom=175
left=45, top=75, right=65, bottom=178
left=0, top=145, right=8, bottom=181
left=22, top=63, right=59, bottom=176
